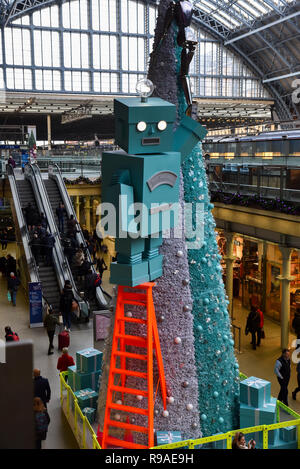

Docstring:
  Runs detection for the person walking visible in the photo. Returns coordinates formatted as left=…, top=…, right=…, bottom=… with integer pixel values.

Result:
left=43, top=306, right=60, bottom=355
left=59, top=280, right=75, bottom=332
left=274, top=349, right=291, bottom=406
left=4, top=326, right=19, bottom=342
left=7, top=271, right=21, bottom=307
left=57, top=347, right=75, bottom=374
left=33, top=397, right=50, bottom=449
left=1, top=228, right=8, bottom=250
left=245, top=306, right=261, bottom=350
left=56, top=203, right=67, bottom=234
left=33, top=369, right=51, bottom=408
left=67, top=214, right=77, bottom=238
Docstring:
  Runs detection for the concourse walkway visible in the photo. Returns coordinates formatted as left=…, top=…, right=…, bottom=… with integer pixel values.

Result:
left=1, top=240, right=300, bottom=448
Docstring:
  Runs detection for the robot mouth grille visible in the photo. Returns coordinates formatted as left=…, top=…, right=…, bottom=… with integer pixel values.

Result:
left=142, top=137, right=160, bottom=145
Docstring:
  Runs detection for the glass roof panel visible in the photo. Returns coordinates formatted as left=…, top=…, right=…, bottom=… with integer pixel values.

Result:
left=194, top=0, right=287, bottom=30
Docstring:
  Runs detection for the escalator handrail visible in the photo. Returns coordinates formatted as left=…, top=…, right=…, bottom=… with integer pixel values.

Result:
left=48, top=163, right=112, bottom=306
left=6, top=164, right=40, bottom=284
left=24, top=163, right=79, bottom=301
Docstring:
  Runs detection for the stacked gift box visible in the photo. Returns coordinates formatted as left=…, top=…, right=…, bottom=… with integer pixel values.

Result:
left=240, top=376, right=297, bottom=449
left=68, top=347, right=102, bottom=419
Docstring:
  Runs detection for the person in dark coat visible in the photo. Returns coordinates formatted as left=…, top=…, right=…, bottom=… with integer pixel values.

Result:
left=67, top=215, right=77, bottom=238
left=292, top=361, right=300, bottom=401
left=44, top=232, right=56, bottom=266
left=274, top=349, right=291, bottom=406
left=7, top=271, right=21, bottom=306
left=43, top=306, right=60, bottom=355
left=59, top=281, right=75, bottom=332
left=7, top=155, right=16, bottom=169
left=56, top=203, right=67, bottom=234
left=33, top=397, right=50, bottom=449
left=29, top=232, right=41, bottom=266
left=33, top=369, right=51, bottom=408
left=1, top=228, right=8, bottom=250
left=24, top=202, right=35, bottom=231
left=5, top=254, right=16, bottom=278
left=96, top=257, right=107, bottom=277
left=39, top=213, right=48, bottom=230
left=245, top=306, right=261, bottom=350
left=84, top=269, right=99, bottom=301
left=292, top=308, right=300, bottom=348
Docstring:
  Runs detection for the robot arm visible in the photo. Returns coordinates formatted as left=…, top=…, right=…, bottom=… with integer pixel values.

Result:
left=173, top=115, right=207, bottom=162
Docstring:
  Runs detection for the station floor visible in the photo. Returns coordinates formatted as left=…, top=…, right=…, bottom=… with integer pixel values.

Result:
left=1, top=243, right=300, bottom=449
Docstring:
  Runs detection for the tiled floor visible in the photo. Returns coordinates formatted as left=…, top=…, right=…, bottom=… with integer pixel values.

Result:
left=1, top=242, right=300, bottom=448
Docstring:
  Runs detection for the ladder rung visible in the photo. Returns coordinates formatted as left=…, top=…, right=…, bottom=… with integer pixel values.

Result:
left=122, top=300, right=147, bottom=306
left=116, top=333, right=147, bottom=347
left=111, top=385, right=148, bottom=397
left=104, top=436, right=148, bottom=449
left=108, top=419, right=148, bottom=434
left=118, top=317, right=147, bottom=325
left=112, top=368, right=147, bottom=379
left=114, top=351, right=147, bottom=361
left=109, top=402, right=149, bottom=416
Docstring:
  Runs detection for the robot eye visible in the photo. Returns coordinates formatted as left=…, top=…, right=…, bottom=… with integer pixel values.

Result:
left=157, top=120, right=167, bottom=131
left=136, top=121, right=147, bottom=132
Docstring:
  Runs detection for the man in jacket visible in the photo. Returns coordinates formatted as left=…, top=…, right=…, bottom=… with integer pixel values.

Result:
left=256, top=307, right=264, bottom=347
left=245, top=306, right=261, bottom=350
left=33, top=369, right=51, bottom=408
left=56, top=203, right=67, bottom=234
left=274, top=349, right=291, bottom=406
left=43, top=306, right=60, bottom=355
left=7, top=271, right=21, bottom=306
left=45, top=232, right=56, bottom=266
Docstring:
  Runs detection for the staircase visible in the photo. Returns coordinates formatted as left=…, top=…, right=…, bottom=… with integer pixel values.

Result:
left=102, top=282, right=167, bottom=449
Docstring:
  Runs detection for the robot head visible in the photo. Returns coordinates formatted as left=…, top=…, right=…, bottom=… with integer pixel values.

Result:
left=114, top=96, right=176, bottom=154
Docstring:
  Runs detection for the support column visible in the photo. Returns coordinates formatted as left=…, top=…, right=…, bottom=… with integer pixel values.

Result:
left=47, top=115, right=51, bottom=151
left=84, top=196, right=91, bottom=232
left=75, top=195, right=80, bottom=223
left=261, top=241, right=267, bottom=315
left=278, top=246, right=294, bottom=350
left=224, top=232, right=235, bottom=319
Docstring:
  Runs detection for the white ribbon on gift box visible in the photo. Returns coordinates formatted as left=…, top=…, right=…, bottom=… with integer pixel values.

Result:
left=246, top=378, right=267, bottom=406
left=159, top=432, right=177, bottom=444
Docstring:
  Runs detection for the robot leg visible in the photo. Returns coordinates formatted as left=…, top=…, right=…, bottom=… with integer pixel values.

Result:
left=110, top=237, right=149, bottom=287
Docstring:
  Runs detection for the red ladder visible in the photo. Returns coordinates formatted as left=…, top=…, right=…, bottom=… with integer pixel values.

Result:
left=101, top=282, right=167, bottom=449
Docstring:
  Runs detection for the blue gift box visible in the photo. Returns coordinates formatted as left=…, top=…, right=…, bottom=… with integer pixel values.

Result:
left=74, top=388, right=98, bottom=410
left=76, top=347, right=103, bottom=373
left=240, top=376, right=271, bottom=408
left=82, top=407, right=96, bottom=424
left=240, top=397, right=277, bottom=447
left=156, top=431, right=182, bottom=446
left=68, top=366, right=101, bottom=392
left=279, top=426, right=297, bottom=443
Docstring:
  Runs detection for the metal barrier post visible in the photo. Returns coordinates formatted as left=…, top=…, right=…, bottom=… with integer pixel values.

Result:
left=276, top=402, right=280, bottom=423
left=188, top=440, right=194, bottom=449
left=262, top=425, right=269, bottom=449
left=298, top=423, right=300, bottom=449
left=226, top=433, right=232, bottom=449
left=83, top=418, right=86, bottom=449
left=74, top=401, right=78, bottom=437
left=66, top=387, right=70, bottom=419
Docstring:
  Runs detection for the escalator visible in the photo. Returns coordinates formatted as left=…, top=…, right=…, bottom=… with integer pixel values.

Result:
left=7, top=166, right=61, bottom=312
left=47, top=163, right=111, bottom=311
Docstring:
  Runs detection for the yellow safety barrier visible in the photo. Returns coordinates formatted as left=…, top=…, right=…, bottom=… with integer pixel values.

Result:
left=60, top=370, right=300, bottom=450
left=60, top=371, right=101, bottom=449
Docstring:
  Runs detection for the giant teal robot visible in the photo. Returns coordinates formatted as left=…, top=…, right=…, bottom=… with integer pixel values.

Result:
left=101, top=82, right=206, bottom=287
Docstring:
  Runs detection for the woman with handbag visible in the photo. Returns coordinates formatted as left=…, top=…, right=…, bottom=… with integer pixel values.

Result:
left=59, top=280, right=75, bottom=332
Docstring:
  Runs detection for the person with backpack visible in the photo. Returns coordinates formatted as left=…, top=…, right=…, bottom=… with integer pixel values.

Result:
left=7, top=271, right=21, bottom=306
left=245, top=306, right=261, bottom=350
left=59, top=280, right=75, bottom=332
left=33, top=397, right=50, bottom=449
left=4, top=326, right=19, bottom=342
